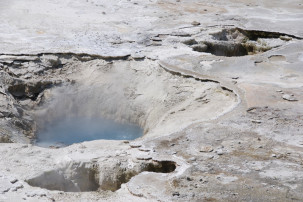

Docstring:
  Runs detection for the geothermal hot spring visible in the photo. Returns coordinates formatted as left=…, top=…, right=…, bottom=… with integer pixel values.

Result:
left=34, top=85, right=144, bottom=148
left=36, top=117, right=143, bottom=147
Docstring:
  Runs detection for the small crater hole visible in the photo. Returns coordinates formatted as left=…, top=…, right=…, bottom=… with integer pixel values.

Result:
left=26, top=163, right=99, bottom=192
left=146, top=160, right=177, bottom=173
left=187, top=28, right=299, bottom=57
left=26, top=160, right=177, bottom=192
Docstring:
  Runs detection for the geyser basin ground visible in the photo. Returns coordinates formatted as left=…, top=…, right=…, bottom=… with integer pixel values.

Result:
left=10, top=57, right=236, bottom=145
left=36, top=117, right=143, bottom=147
left=0, top=0, right=303, bottom=201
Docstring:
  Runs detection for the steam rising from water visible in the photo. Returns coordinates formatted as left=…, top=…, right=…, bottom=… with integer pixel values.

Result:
left=33, top=83, right=144, bottom=147
left=36, top=116, right=143, bottom=147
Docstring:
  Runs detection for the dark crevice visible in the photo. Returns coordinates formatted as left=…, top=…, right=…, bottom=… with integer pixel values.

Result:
left=26, top=160, right=176, bottom=193
left=107, top=160, right=177, bottom=191
left=110, top=160, right=177, bottom=191
left=235, top=28, right=303, bottom=40
left=8, top=81, right=54, bottom=101
left=221, top=86, right=234, bottom=93
left=0, top=135, right=13, bottom=143
left=146, top=160, right=176, bottom=173
left=201, top=42, right=249, bottom=57
left=0, top=52, right=131, bottom=62
left=183, top=39, right=198, bottom=46
left=211, top=27, right=303, bottom=41
left=159, top=62, right=236, bottom=98
left=195, top=41, right=273, bottom=57
left=189, top=27, right=302, bottom=57
left=160, top=63, right=219, bottom=83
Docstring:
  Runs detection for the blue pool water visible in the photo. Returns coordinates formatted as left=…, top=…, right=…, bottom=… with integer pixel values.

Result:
left=36, top=117, right=143, bottom=147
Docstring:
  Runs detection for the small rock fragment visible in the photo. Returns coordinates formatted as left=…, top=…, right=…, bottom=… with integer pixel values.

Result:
left=282, top=94, right=298, bottom=101
left=192, top=44, right=208, bottom=52
left=254, top=59, right=263, bottom=64
left=200, top=146, right=214, bottom=152
left=136, top=155, right=152, bottom=160
left=187, top=177, right=193, bottom=181
left=280, top=35, right=292, bottom=41
left=216, top=149, right=224, bottom=155
left=191, top=21, right=201, bottom=26
left=189, top=157, right=196, bottom=161
left=252, top=120, right=262, bottom=124
left=10, top=178, right=18, bottom=184
left=129, top=142, right=142, bottom=148
left=247, top=107, right=257, bottom=112
left=26, top=190, right=47, bottom=197
left=131, top=52, right=145, bottom=60
left=2, top=188, right=10, bottom=193
left=139, top=147, right=151, bottom=152
left=11, top=183, right=23, bottom=192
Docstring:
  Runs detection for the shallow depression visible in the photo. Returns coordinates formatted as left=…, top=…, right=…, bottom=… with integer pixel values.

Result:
left=35, top=117, right=143, bottom=147
left=187, top=27, right=300, bottom=57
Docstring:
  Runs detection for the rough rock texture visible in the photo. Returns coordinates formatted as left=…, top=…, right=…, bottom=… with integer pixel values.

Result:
left=0, top=0, right=303, bottom=201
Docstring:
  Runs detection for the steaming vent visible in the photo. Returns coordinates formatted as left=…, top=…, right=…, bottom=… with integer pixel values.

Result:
left=33, top=84, right=144, bottom=148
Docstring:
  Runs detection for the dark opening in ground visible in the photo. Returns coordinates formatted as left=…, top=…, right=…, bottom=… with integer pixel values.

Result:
left=211, top=27, right=301, bottom=41
left=35, top=117, right=143, bottom=147
left=102, top=160, right=177, bottom=191
left=191, top=41, right=269, bottom=57
left=8, top=81, right=53, bottom=101
left=195, top=42, right=249, bottom=57
left=146, top=160, right=177, bottom=173
left=27, top=160, right=177, bottom=192
left=188, top=27, right=300, bottom=57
